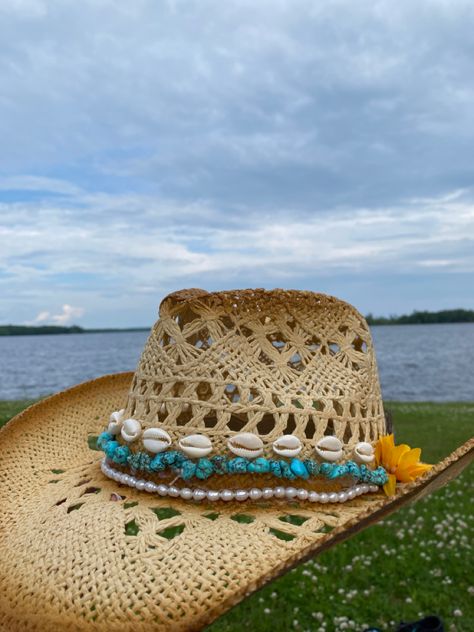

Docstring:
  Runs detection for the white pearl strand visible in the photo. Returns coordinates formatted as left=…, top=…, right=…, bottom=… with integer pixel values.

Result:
left=101, top=458, right=379, bottom=503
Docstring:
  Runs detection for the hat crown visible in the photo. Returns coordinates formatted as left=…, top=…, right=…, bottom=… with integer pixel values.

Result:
left=125, top=288, right=386, bottom=457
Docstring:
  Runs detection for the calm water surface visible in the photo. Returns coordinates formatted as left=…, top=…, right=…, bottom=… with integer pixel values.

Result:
left=0, top=324, right=473, bottom=401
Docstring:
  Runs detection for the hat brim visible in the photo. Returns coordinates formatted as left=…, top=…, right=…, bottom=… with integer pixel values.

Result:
left=0, top=372, right=472, bottom=632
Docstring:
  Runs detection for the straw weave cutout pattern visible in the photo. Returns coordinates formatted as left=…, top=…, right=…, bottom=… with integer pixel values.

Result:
left=0, top=285, right=472, bottom=630
left=0, top=373, right=391, bottom=632
left=125, top=288, right=386, bottom=456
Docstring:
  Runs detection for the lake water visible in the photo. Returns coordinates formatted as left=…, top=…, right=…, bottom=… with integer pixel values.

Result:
left=0, top=324, right=473, bottom=401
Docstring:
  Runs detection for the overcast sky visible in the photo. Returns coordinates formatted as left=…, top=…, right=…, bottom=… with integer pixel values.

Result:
left=1, top=0, right=473, bottom=327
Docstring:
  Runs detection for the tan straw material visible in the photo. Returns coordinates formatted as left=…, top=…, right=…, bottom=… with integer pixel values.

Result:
left=125, top=288, right=386, bottom=459
left=0, top=288, right=472, bottom=632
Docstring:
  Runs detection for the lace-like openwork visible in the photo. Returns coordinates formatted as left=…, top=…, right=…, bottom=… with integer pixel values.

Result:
left=124, top=288, right=387, bottom=458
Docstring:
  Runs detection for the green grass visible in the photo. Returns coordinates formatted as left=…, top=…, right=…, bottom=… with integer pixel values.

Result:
left=0, top=399, right=38, bottom=428
left=1, top=401, right=473, bottom=631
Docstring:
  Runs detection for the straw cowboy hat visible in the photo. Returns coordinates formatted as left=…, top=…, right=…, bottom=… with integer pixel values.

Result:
left=0, top=288, right=472, bottom=632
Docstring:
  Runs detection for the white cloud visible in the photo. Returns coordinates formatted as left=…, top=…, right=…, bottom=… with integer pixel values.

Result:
left=26, top=304, right=85, bottom=325
left=0, top=1, right=473, bottom=323
left=1, top=183, right=473, bottom=285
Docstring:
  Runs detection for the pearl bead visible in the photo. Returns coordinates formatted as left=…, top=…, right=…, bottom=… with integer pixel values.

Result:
left=180, top=488, right=193, bottom=500
left=192, top=489, right=206, bottom=501
left=100, top=460, right=378, bottom=505
left=220, top=489, right=234, bottom=502
left=235, top=489, right=249, bottom=502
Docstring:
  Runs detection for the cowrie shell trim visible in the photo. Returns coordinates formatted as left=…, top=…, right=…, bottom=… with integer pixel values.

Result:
left=315, top=436, right=344, bottom=462
left=108, top=409, right=125, bottom=435
left=227, top=433, right=264, bottom=459
left=272, top=434, right=302, bottom=457
left=179, top=434, right=213, bottom=458
left=353, top=441, right=375, bottom=464
left=121, top=418, right=142, bottom=443
left=143, top=428, right=172, bottom=453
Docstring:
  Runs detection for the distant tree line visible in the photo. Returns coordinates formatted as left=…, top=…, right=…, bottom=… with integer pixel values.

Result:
left=0, top=325, right=85, bottom=336
left=0, top=325, right=148, bottom=336
left=366, top=309, right=474, bottom=325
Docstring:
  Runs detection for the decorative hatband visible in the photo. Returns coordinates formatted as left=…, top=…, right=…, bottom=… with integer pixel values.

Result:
left=97, top=430, right=389, bottom=486
left=95, top=410, right=433, bottom=499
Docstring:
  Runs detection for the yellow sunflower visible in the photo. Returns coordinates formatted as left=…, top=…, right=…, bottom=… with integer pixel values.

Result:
left=375, top=434, right=432, bottom=496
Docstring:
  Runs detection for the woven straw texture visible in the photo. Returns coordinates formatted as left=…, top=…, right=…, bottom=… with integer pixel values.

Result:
left=125, top=288, right=386, bottom=458
left=0, top=374, right=473, bottom=632
left=0, top=288, right=472, bottom=632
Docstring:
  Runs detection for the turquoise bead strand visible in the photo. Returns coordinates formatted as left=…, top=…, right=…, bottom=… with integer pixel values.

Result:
left=96, top=431, right=389, bottom=487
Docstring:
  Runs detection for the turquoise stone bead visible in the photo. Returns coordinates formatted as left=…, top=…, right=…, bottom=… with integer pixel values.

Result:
left=210, top=455, right=228, bottom=474
left=112, top=445, right=130, bottom=465
left=319, top=462, right=333, bottom=476
left=304, top=459, right=319, bottom=475
left=104, top=440, right=119, bottom=459
left=327, top=464, right=345, bottom=479
left=345, top=461, right=360, bottom=478
left=290, top=458, right=309, bottom=479
left=280, top=460, right=296, bottom=480
left=227, top=457, right=249, bottom=474
left=127, top=452, right=151, bottom=472
left=97, top=431, right=114, bottom=450
left=149, top=454, right=167, bottom=472
left=269, top=460, right=283, bottom=477
left=195, top=458, right=214, bottom=480
left=173, top=451, right=187, bottom=467
left=359, top=464, right=370, bottom=482
left=181, top=461, right=197, bottom=480
left=248, top=457, right=270, bottom=474
left=162, top=450, right=178, bottom=466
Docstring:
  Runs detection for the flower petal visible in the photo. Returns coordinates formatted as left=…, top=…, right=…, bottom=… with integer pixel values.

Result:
left=397, top=463, right=432, bottom=483
left=375, top=434, right=394, bottom=467
left=398, top=447, right=422, bottom=469
left=383, top=473, right=397, bottom=496
left=388, top=444, right=411, bottom=472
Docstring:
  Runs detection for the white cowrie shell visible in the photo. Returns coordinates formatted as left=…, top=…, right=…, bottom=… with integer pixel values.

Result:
left=179, top=434, right=212, bottom=458
left=108, top=409, right=125, bottom=435
left=315, top=436, right=344, bottom=462
left=272, top=434, right=302, bottom=457
left=142, top=428, right=172, bottom=453
left=121, top=418, right=142, bottom=443
left=227, top=432, right=264, bottom=459
left=353, top=441, right=375, bottom=464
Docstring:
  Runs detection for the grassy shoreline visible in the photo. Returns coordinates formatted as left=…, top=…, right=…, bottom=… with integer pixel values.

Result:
left=1, top=401, right=472, bottom=631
